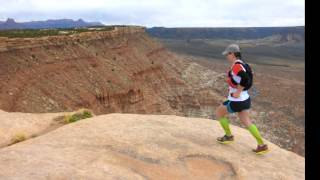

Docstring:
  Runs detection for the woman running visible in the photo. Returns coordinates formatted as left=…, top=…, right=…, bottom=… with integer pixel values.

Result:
left=216, top=44, right=269, bottom=155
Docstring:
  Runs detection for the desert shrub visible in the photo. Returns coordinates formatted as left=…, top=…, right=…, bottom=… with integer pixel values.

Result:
left=11, top=133, right=26, bottom=144
left=0, top=26, right=115, bottom=38
left=64, top=109, right=93, bottom=123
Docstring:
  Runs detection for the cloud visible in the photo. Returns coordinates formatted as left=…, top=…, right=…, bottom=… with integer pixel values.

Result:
left=0, top=0, right=305, bottom=27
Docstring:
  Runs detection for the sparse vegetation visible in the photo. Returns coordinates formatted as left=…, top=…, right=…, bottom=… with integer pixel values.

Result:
left=64, top=109, right=94, bottom=123
left=0, top=26, right=115, bottom=38
left=11, top=133, right=26, bottom=144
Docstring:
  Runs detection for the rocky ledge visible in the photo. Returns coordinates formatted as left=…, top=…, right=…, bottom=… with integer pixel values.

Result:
left=0, top=113, right=304, bottom=179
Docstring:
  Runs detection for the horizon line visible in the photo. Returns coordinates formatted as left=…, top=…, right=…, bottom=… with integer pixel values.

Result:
left=0, top=18, right=305, bottom=28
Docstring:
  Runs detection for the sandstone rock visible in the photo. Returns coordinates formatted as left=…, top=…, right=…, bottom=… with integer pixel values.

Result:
left=0, top=110, right=65, bottom=147
left=0, top=113, right=304, bottom=180
left=0, top=27, right=222, bottom=118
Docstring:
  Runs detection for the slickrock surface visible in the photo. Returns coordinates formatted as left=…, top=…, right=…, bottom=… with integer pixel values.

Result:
left=0, top=113, right=304, bottom=180
left=0, top=109, right=65, bottom=147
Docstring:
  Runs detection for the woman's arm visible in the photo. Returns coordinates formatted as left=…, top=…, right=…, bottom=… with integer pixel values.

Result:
left=231, top=84, right=245, bottom=98
left=231, top=66, right=248, bottom=98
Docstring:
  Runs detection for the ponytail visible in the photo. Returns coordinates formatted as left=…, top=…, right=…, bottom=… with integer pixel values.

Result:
left=234, top=52, right=242, bottom=60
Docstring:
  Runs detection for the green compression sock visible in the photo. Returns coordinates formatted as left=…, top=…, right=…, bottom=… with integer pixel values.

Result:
left=219, top=117, right=232, bottom=136
left=248, top=124, right=264, bottom=145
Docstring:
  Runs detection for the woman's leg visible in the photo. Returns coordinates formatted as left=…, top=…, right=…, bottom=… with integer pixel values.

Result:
left=216, top=104, right=228, bottom=119
left=237, top=110, right=264, bottom=145
left=215, top=105, right=232, bottom=136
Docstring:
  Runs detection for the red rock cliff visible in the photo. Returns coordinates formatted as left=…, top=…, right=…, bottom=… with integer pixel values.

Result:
left=0, top=27, right=219, bottom=115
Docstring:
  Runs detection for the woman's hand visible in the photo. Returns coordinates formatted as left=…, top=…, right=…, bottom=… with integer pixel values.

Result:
left=231, top=91, right=241, bottom=98
left=232, top=85, right=244, bottom=98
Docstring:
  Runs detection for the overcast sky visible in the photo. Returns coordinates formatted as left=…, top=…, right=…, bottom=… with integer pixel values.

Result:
left=0, top=0, right=305, bottom=27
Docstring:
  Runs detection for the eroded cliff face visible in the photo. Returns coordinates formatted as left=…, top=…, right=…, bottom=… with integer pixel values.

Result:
left=0, top=27, right=221, bottom=116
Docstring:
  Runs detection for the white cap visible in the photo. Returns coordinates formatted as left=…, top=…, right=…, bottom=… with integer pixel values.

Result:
left=222, top=44, right=241, bottom=56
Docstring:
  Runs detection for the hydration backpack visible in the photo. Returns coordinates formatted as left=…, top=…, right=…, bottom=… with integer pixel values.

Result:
left=235, top=61, right=253, bottom=90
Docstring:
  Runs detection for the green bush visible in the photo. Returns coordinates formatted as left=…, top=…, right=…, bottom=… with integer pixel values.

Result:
left=64, top=109, right=93, bottom=123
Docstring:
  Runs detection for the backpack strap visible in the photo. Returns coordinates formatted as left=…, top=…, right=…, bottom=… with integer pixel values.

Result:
left=232, top=61, right=246, bottom=74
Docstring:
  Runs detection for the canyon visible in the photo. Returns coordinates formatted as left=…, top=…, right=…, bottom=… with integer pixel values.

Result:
left=0, top=26, right=216, bottom=116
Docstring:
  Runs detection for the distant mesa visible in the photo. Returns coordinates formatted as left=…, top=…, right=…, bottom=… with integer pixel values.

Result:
left=0, top=18, right=104, bottom=30
left=5, top=18, right=16, bottom=24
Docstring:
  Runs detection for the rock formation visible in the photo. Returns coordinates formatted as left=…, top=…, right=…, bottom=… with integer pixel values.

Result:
left=0, top=113, right=304, bottom=180
left=1, top=27, right=219, bottom=116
